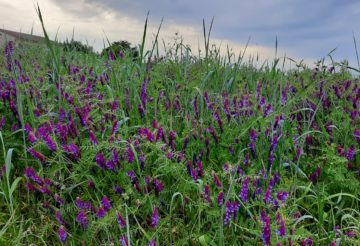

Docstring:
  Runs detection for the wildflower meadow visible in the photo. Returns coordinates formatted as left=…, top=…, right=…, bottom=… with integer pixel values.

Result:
left=0, top=9, right=359, bottom=246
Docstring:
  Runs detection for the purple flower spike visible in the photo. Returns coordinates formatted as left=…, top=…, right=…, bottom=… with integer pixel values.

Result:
left=44, top=135, right=57, bottom=152
left=55, top=211, right=68, bottom=226
left=240, top=176, right=250, bottom=203
left=212, top=172, right=223, bottom=189
left=151, top=206, right=159, bottom=229
left=119, top=235, right=129, bottom=246
left=217, top=192, right=224, bottom=206
left=89, top=129, right=98, bottom=145
left=76, top=210, right=89, bottom=229
left=95, top=153, right=106, bottom=169
left=347, top=145, right=355, bottom=161
left=203, top=184, right=211, bottom=203
left=58, top=225, right=67, bottom=244
left=148, top=240, right=156, bottom=246
left=276, top=212, right=286, bottom=237
left=354, top=129, right=360, bottom=145
left=126, top=145, right=135, bottom=163
left=116, top=211, right=126, bottom=228
left=260, top=211, right=271, bottom=246
left=97, top=206, right=106, bottom=218
left=276, top=191, right=289, bottom=202
left=101, top=196, right=112, bottom=212
left=28, top=148, right=47, bottom=164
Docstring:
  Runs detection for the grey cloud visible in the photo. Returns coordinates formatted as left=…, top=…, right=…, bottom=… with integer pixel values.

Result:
left=49, top=0, right=360, bottom=64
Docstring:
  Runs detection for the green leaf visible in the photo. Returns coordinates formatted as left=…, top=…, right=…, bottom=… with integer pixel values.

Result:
left=10, top=177, right=22, bottom=196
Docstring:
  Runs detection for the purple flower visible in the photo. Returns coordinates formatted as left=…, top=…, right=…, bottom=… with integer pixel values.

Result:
left=76, top=210, right=88, bottom=229
left=55, top=211, right=68, bottom=225
left=95, top=153, right=106, bottom=169
left=44, top=135, right=57, bottom=152
left=101, top=196, right=112, bottom=212
left=148, top=240, right=156, bottom=246
left=224, top=201, right=240, bottom=225
left=151, top=206, right=159, bottom=229
left=347, top=145, right=355, bottom=161
left=127, top=171, right=138, bottom=185
left=194, top=96, right=199, bottom=119
left=75, top=197, right=84, bottom=209
left=260, top=211, right=271, bottom=246
left=190, top=169, right=198, bottom=181
left=153, top=178, right=165, bottom=195
left=263, top=185, right=273, bottom=204
left=126, top=145, right=135, bottom=163
left=169, top=130, right=176, bottom=150
left=309, top=166, right=321, bottom=183
left=24, top=167, right=43, bottom=185
left=113, top=185, right=123, bottom=195
left=213, top=111, right=223, bottom=133
left=116, top=211, right=126, bottom=228
left=276, top=212, right=286, bottom=237
left=28, top=148, right=47, bottom=164
left=264, top=104, right=273, bottom=117
left=58, top=225, right=67, bottom=244
left=212, top=172, right=222, bottom=189
left=55, top=195, right=65, bottom=206
left=97, top=206, right=106, bottom=218
left=119, top=235, right=129, bottom=246
left=106, top=159, right=117, bottom=173
left=354, top=128, right=360, bottom=145
left=89, top=129, right=98, bottom=145
left=276, top=191, right=289, bottom=202
left=240, top=176, right=250, bottom=203
left=203, top=184, right=211, bottom=203
left=217, top=192, right=224, bottom=206
left=250, top=129, right=257, bottom=142
left=345, top=230, right=356, bottom=238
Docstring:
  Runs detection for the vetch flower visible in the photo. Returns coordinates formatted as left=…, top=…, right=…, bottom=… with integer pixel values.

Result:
left=28, top=148, right=47, bottom=164
left=347, top=145, right=355, bottom=161
left=354, top=128, right=360, bottom=145
left=97, top=206, right=106, bottom=218
left=89, top=129, right=98, bottom=145
left=240, top=176, right=250, bottom=203
left=217, top=192, right=224, bottom=206
left=44, top=135, right=57, bottom=152
left=116, top=211, right=126, bottom=228
left=101, top=196, right=112, bottom=212
left=203, top=184, right=211, bottom=203
left=151, top=205, right=159, bottom=229
left=260, top=211, right=271, bottom=246
left=55, top=211, right=68, bottom=225
left=76, top=210, right=88, bottom=229
left=95, top=153, right=106, bottom=169
left=276, top=191, right=289, bottom=202
left=212, top=171, right=222, bottom=189
left=58, top=225, right=67, bottom=244
left=148, top=240, right=156, bottom=246
left=119, top=235, right=129, bottom=246
left=276, top=212, right=286, bottom=237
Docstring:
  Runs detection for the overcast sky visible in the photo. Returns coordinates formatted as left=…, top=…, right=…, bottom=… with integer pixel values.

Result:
left=1, top=0, right=360, bottom=68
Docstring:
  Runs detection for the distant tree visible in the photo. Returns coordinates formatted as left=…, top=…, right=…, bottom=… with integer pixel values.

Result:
left=101, top=40, right=139, bottom=60
left=63, top=39, right=94, bottom=54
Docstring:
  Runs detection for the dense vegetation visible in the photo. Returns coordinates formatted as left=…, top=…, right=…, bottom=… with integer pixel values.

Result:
left=0, top=18, right=359, bottom=245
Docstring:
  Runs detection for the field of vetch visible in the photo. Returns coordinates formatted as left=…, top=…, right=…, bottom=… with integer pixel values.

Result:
left=0, top=24, right=359, bottom=245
